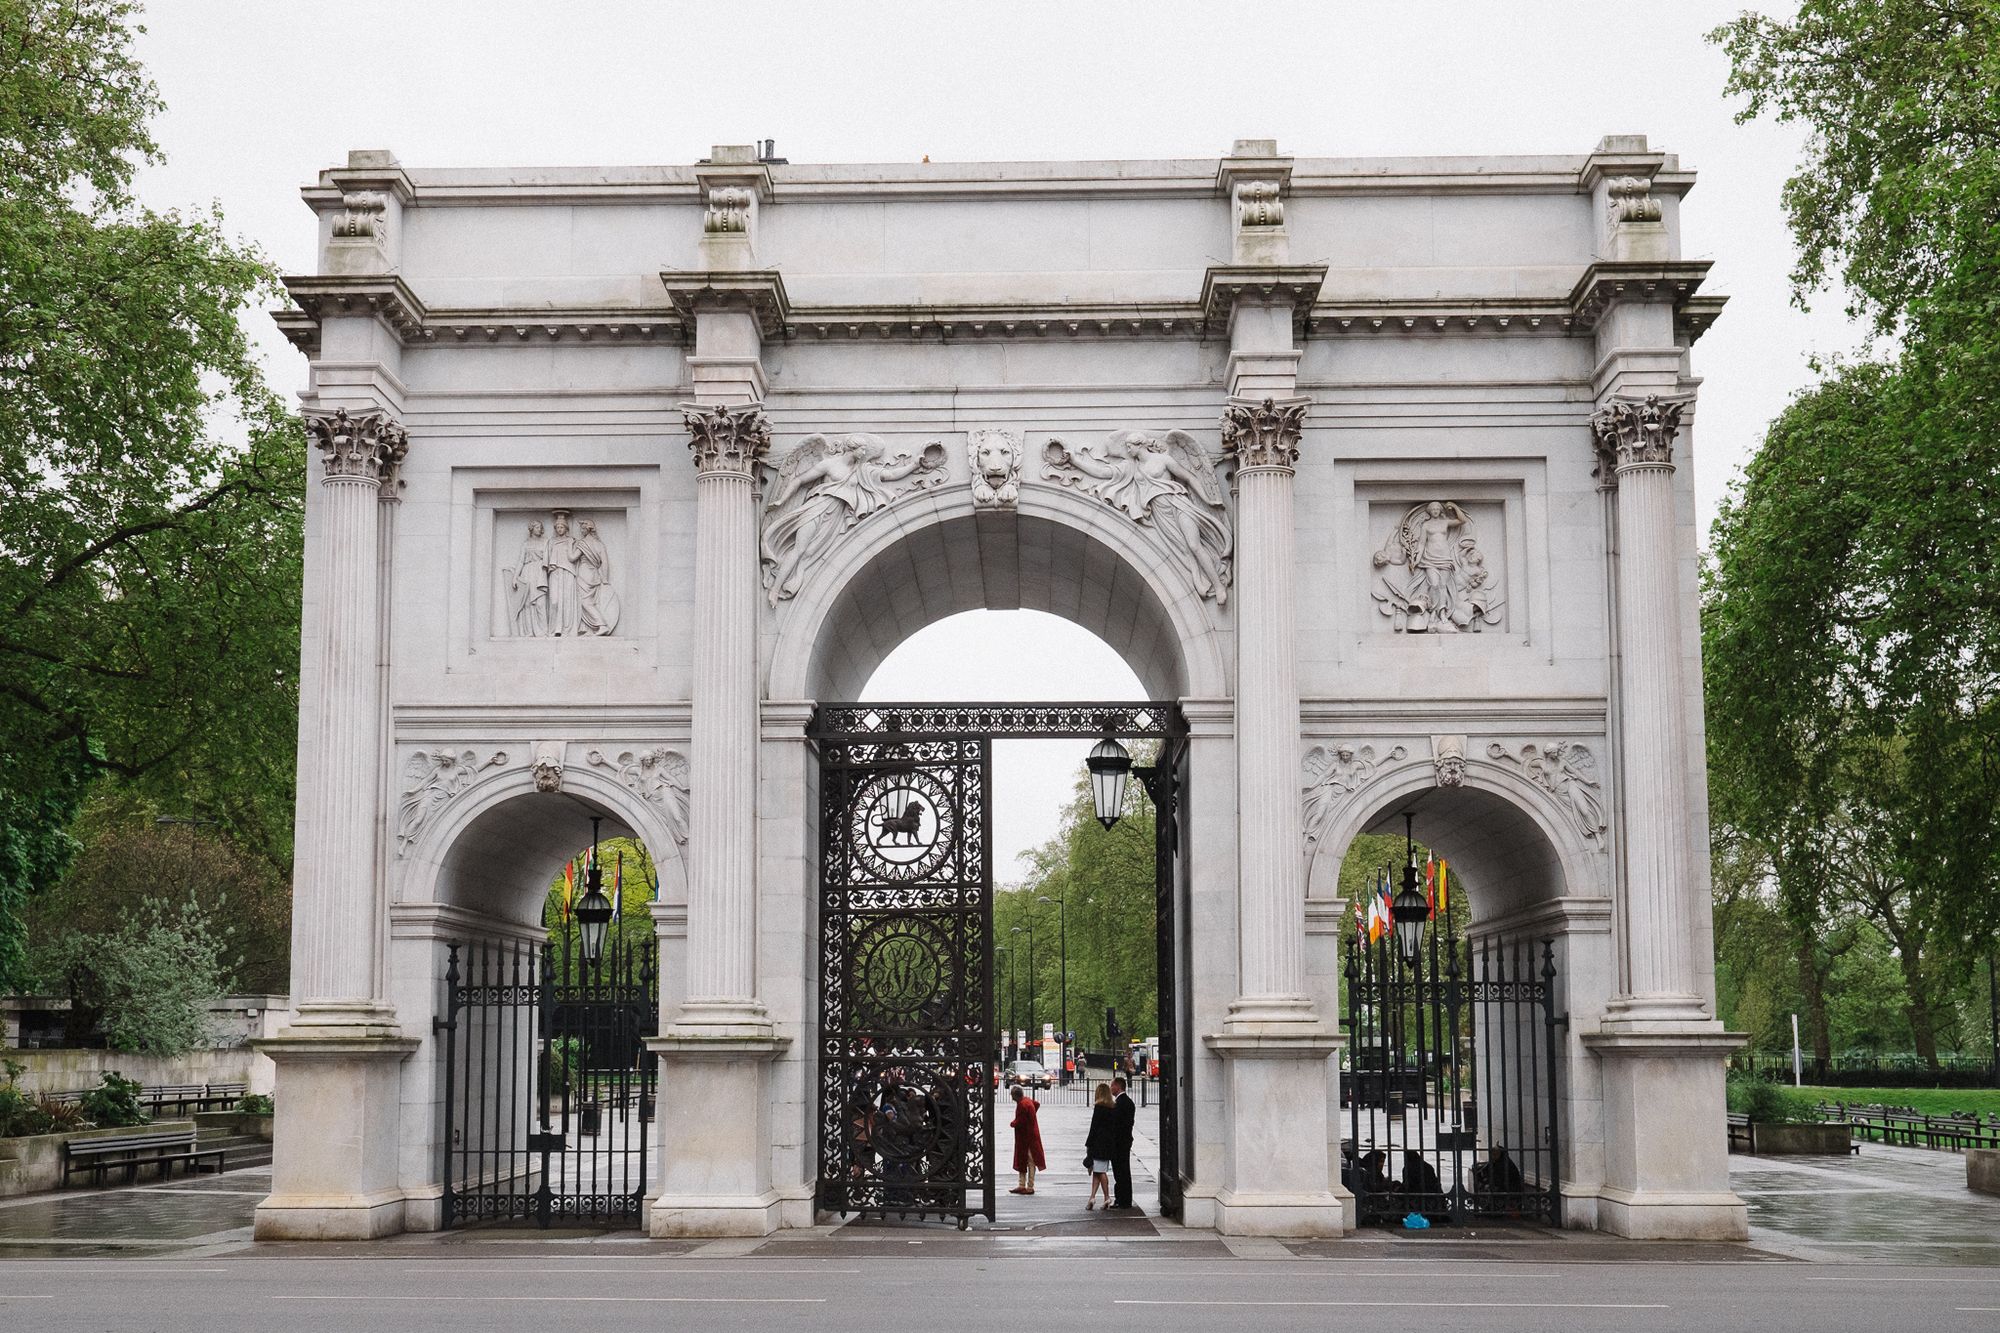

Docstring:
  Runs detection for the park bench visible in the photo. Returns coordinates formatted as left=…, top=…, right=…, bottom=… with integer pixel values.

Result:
left=60, top=1128, right=226, bottom=1188
left=140, top=1082, right=248, bottom=1115
left=1725, top=1112, right=1754, bottom=1152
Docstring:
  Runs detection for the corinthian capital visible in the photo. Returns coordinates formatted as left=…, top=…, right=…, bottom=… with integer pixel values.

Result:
left=1590, top=394, right=1689, bottom=484
left=305, top=407, right=408, bottom=491
left=1221, top=396, right=1308, bottom=471
left=681, top=401, right=772, bottom=475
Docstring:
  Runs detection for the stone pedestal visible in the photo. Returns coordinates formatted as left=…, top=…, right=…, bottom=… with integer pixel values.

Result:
left=1205, top=1032, right=1352, bottom=1235
left=253, top=1035, right=417, bottom=1240
left=1584, top=1029, right=1748, bottom=1239
left=647, top=1034, right=790, bottom=1236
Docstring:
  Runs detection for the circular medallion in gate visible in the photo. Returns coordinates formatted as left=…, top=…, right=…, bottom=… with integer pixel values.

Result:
left=849, top=770, right=956, bottom=883
left=852, top=915, right=955, bottom=1030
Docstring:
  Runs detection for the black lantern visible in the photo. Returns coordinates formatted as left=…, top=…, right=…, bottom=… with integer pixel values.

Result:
left=1085, top=736, right=1132, bottom=830
left=1392, top=812, right=1429, bottom=964
left=575, top=816, right=614, bottom=966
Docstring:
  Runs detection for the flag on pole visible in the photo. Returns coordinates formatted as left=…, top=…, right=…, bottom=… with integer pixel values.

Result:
left=612, top=851, right=623, bottom=922
left=1425, top=855, right=1438, bottom=917
left=1437, top=859, right=1450, bottom=914
left=561, top=859, right=576, bottom=924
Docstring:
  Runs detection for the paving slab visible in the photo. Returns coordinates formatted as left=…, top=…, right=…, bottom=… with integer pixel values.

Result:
left=1731, top=1138, right=2000, bottom=1265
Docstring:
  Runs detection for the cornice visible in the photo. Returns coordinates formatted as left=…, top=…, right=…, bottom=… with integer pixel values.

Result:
left=1199, top=264, right=1328, bottom=332
left=1566, top=260, right=1712, bottom=330
left=658, top=269, right=791, bottom=337
left=281, top=274, right=427, bottom=343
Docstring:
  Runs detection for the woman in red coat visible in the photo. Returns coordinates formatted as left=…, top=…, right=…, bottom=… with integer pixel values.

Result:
left=1008, top=1084, right=1045, bottom=1194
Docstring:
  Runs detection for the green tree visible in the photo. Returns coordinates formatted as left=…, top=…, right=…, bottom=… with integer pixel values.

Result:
left=33, top=897, right=232, bottom=1056
left=1709, top=3, right=2000, bottom=1024
left=0, top=0, right=305, bottom=980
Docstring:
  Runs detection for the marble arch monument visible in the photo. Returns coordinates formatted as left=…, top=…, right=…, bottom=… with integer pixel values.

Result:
left=257, top=137, right=1746, bottom=1242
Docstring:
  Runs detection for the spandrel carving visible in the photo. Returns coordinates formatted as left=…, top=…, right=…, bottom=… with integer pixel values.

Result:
left=761, top=433, right=947, bottom=606
left=1042, top=429, right=1233, bottom=604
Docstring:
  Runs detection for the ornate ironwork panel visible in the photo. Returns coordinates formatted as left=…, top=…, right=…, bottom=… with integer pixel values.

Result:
left=812, top=702, right=1181, bottom=740
left=817, top=734, right=994, bottom=1225
left=440, top=934, right=657, bottom=1229
left=1342, top=926, right=1564, bottom=1227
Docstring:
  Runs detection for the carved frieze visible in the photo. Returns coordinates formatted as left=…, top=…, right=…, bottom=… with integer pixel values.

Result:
left=1591, top=394, right=1688, bottom=482
left=1371, top=501, right=1504, bottom=633
left=1043, top=430, right=1233, bottom=604
left=1487, top=741, right=1606, bottom=844
left=500, top=510, right=621, bottom=637
left=761, top=434, right=947, bottom=605
left=682, top=402, right=772, bottom=476
left=1220, top=396, right=1307, bottom=471
left=305, top=407, right=408, bottom=492
left=1301, top=742, right=1407, bottom=861
left=396, top=748, right=507, bottom=855
left=967, top=428, right=1022, bottom=508
left=586, top=747, right=691, bottom=847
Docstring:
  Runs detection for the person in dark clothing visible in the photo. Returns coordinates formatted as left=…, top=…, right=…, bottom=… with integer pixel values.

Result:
left=1083, top=1082, right=1116, bottom=1210
left=1109, top=1077, right=1137, bottom=1209
left=1402, top=1149, right=1444, bottom=1216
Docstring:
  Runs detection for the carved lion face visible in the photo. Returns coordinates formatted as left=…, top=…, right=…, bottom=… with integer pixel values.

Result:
left=971, top=429, right=1017, bottom=482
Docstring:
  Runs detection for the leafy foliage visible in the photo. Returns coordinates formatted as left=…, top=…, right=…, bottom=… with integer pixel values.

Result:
left=32, top=897, right=232, bottom=1056
left=0, top=0, right=305, bottom=978
left=1727, top=1076, right=1818, bottom=1125
left=1708, top=1, right=2000, bottom=1069
left=77, top=1071, right=147, bottom=1128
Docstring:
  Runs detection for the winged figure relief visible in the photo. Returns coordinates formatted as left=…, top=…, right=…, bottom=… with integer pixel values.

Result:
left=1042, top=429, right=1233, bottom=603
left=760, top=433, right=947, bottom=606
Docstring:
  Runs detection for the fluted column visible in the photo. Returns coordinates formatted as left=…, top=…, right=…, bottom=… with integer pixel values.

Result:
left=1220, top=396, right=1318, bottom=1026
left=1594, top=396, right=1704, bottom=1020
left=677, top=401, right=772, bottom=1030
left=294, top=407, right=406, bottom=1024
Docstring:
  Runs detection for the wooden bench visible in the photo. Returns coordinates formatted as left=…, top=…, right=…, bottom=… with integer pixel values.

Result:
left=141, top=1083, right=247, bottom=1114
left=61, top=1129, right=226, bottom=1188
left=1726, top=1112, right=1754, bottom=1153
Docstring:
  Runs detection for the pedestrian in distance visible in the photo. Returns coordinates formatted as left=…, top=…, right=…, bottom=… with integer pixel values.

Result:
left=1008, top=1084, right=1045, bottom=1195
left=1109, top=1076, right=1136, bottom=1209
left=1083, top=1082, right=1116, bottom=1210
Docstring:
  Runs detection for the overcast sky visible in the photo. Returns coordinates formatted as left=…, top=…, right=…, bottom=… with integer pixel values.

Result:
left=126, top=0, right=1864, bottom=874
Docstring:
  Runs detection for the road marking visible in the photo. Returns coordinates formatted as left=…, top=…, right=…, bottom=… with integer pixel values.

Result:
left=1811, top=1276, right=2000, bottom=1283
left=1117, top=1300, right=1669, bottom=1310
left=272, top=1288, right=820, bottom=1296
left=385, top=1267, right=862, bottom=1276
left=0, top=1295, right=56, bottom=1300
left=1105, top=1270, right=1563, bottom=1278
left=0, top=1267, right=227, bottom=1274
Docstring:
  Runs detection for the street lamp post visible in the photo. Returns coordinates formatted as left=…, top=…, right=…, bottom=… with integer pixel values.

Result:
left=996, top=943, right=1013, bottom=1061
left=1011, top=921, right=1036, bottom=1060
left=1038, top=893, right=1068, bottom=1084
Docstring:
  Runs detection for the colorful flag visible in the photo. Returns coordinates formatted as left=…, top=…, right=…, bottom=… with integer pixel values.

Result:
left=1425, top=856, right=1438, bottom=917
left=561, top=860, right=576, bottom=923
left=1437, top=859, right=1450, bottom=914
left=612, top=851, right=623, bottom=922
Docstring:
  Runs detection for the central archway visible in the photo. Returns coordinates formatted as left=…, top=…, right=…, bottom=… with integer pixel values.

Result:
left=768, top=492, right=1225, bottom=1227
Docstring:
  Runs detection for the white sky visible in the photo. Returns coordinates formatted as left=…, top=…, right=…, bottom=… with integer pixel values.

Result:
left=126, top=0, right=1864, bottom=871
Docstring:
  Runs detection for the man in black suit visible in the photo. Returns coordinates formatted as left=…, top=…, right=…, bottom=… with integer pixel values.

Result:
left=1109, top=1077, right=1136, bottom=1210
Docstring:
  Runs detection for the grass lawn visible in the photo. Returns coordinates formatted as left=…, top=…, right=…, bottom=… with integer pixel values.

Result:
left=1800, top=1085, right=2000, bottom=1117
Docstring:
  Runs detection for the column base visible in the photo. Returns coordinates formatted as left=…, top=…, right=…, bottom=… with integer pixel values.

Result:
left=1203, top=1028, right=1348, bottom=1238
left=648, top=1031, right=791, bottom=1238
left=1222, top=993, right=1321, bottom=1032
left=252, top=1030, right=418, bottom=1241
left=1583, top=1022, right=1748, bottom=1242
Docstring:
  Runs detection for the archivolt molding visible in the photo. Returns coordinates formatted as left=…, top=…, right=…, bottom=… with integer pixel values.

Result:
left=393, top=754, right=690, bottom=910
left=1299, top=745, right=1608, bottom=906
left=762, top=480, right=1229, bottom=702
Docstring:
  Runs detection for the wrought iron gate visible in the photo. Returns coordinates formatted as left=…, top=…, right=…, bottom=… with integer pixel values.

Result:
left=1342, top=924, right=1565, bottom=1227
left=814, top=725, right=993, bottom=1224
left=810, top=703, right=1185, bottom=1226
left=439, top=934, right=657, bottom=1228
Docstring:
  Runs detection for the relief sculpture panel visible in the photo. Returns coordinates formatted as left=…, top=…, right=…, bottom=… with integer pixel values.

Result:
left=499, top=508, right=623, bottom=637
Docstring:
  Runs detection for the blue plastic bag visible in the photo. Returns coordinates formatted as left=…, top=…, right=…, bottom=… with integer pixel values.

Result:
left=1402, top=1212, right=1431, bottom=1230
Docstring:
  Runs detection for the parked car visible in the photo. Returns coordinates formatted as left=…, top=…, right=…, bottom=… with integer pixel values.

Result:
left=1004, top=1059, right=1052, bottom=1090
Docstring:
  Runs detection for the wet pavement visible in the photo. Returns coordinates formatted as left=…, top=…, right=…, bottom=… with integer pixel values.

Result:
left=1730, top=1139, right=2000, bottom=1266
left=6, top=1109, right=1998, bottom=1268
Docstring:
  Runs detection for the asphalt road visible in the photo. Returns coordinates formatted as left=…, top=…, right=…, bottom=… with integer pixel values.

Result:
left=3, top=1253, right=1999, bottom=1332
